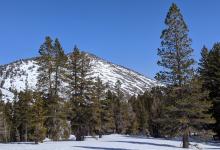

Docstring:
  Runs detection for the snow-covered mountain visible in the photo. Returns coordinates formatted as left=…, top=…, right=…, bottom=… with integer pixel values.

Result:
left=0, top=53, right=161, bottom=101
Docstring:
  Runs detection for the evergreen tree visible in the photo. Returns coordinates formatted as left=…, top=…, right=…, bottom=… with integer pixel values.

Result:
left=132, top=94, right=149, bottom=134
left=53, top=38, right=68, bottom=95
left=0, top=92, right=9, bottom=142
left=148, top=87, right=164, bottom=138
left=127, top=95, right=139, bottom=134
left=37, top=36, right=54, bottom=94
left=100, top=90, right=115, bottom=134
left=31, top=92, right=46, bottom=144
left=156, top=3, right=213, bottom=148
left=112, top=80, right=124, bottom=134
left=16, top=91, right=32, bottom=142
left=162, top=78, right=214, bottom=138
left=4, top=101, right=13, bottom=142
left=67, top=46, right=94, bottom=141
left=198, top=43, right=220, bottom=138
left=12, top=92, right=21, bottom=142
left=126, top=98, right=138, bottom=135
left=120, top=100, right=137, bottom=134
left=90, top=77, right=104, bottom=138
left=156, top=3, right=194, bottom=86
left=198, top=46, right=209, bottom=81
left=37, top=36, right=68, bottom=140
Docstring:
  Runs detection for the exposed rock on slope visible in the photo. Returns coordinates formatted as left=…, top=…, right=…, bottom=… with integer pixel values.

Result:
left=0, top=53, right=161, bottom=101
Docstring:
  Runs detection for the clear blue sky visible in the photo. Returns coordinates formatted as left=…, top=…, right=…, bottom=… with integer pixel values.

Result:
left=0, top=0, right=220, bottom=79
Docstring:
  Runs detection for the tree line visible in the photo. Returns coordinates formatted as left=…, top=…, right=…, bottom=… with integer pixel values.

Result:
left=0, top=2, right=219, bottom=149
left=0, top=37, right=162, bottom=144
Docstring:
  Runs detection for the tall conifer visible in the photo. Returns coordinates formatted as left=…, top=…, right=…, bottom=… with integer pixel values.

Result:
left=156, top=3, right=213, bottom=148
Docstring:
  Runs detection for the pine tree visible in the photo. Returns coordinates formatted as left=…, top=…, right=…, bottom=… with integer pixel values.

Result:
left=53, top=38, right=68, bottom=95
left=67, top=46, right=94, bottom=141
left=16, top=91, right=32, bottom=142
left=198, top=43, right=220, bottom=139
left=100, top=90, right=115, bottom=134
left=126, top=98, right=138, bottom=135
left=37, top=36, right=54, bottom=94
left=67, top=46, right=82, bottom=140
left=31, top=92, right=46, bottom=144
left=156, top=3, right=213, bottom=148
left=12, top=92, right=21, bottom=142
left=120, top=100, right=138, bottom=134
left=198, top=46, right=209, bottom=81
left=49, top=38, right=68, bottom=141
left=127, top=95, right=139, bottom=134
left=163, top=78, right=214, bottom=137
left=0, top=92, right=9, bottom=142
left=112, top=80, right=124, bottom=134
left=4, top=101, right=13, bottom=142
left=37, top=36, right=68, bottom=140
left=148, top=87, right=164, bottom=138
left=90, top=77, right=104, bottom=138
left=156, top=3, right=194, bottom=86
left=133, top=94, right=149, bottom=134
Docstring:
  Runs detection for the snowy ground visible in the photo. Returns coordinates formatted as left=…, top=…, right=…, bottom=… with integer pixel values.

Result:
left=0, top=134, right=219, bottom=150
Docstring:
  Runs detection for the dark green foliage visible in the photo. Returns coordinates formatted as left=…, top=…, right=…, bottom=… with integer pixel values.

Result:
left=37, top=36, right=68, bottom=141
left=147, top=87, right=164, bottom=138
left=198, top=46, right=209, bottom=82
left=121, top=100, right=138, bottom=135
left=125, top=100, right=138, bottom=135
left=31, top=92, right=46, bottom=144
left=15, top=91, right=32, bottom=142
left=159, top=78, right=214, bottom=137
left=156, top=3, right=194, bottom=86
left=89, top=77, right=104, bottom=137
left=157, top=3, right=194, bottom=148
left=198, top=43, right=220, bottom=139
left=128, top=87, right=165, bottom=137
left=7, top=91, right=47, bottom=143
left=100, top=90, right=115, bottom=134
left=53, top=38, right=68, bottom=95
left=37, top=36, right=54, bottom=94
left=0, top=95, right=9, bottom=142
left=3, top=101, right=13, bottom=142
left=156, top=3, right=214, bottom=148
left=131, top=94, right=149, bottom=134
left=67, top=46, right=94, bottom=141
left=112, top=80, right=124, bottom=134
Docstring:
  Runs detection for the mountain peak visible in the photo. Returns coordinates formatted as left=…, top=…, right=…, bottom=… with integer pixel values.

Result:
left=0, top=52, right=161, bottom=101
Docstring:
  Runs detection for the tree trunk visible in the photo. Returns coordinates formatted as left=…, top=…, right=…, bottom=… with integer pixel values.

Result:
left=76, top=126, right=84, bottom=141
left=34, top=125, right=39, bottom=144
left=35, top=140, right=39, bottom=144
left=98, top=129, right=102, bottom=138
left=25, top=124, right=28, bottom=142
left=182, top=130, right=189, bottom=148
left=15, top=129, right=20, bottom=142
left=4, top=118, right=8, bottom=143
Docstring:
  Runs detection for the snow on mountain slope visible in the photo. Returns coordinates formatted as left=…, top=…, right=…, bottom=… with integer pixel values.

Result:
left=0, top=53, right=161, bottom=101
left=0, top=88, right=14, bottom=102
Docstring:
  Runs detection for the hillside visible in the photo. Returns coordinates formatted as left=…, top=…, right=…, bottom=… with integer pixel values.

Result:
left=0, top=53, right=161, bottom=101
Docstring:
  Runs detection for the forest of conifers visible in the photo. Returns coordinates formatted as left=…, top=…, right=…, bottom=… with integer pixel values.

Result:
left=0, top=3, right=220, bottom=149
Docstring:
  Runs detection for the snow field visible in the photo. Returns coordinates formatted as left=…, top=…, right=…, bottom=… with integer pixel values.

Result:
left=0, top=134, right=219, bottom=150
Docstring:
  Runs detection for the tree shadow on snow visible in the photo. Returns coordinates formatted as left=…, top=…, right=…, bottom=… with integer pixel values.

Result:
left=205, top=142, right=220, bottom=147
left=74, top=146, right=136, bottom=150
left=202, top=142, right=220, bottom=150
left=0, top=142, right=37, bottom=145
left=122, top=135, right=182, bottom=142
left=107, top=140, right=180, bottom=148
